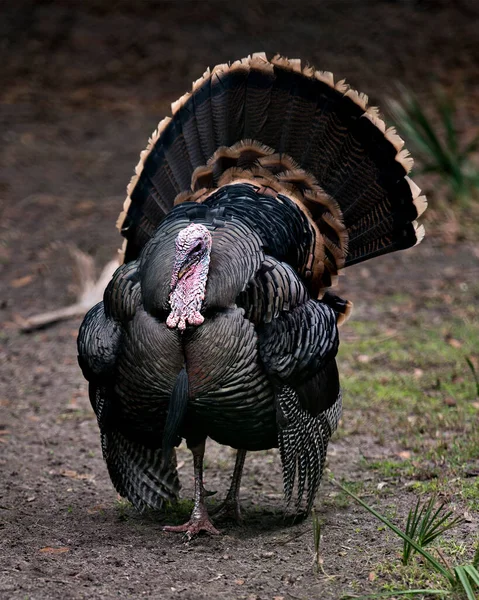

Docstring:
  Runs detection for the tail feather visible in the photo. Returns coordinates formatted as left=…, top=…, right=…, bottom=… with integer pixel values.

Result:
left=278, top=74, right=319, bottom=161
left=178, top=96, right=207, bottom=169
left=211, top=60, right=249, bottom=144
left=277, top=385, right=340, bottom=514
left=118, top=53, right=426, bottom=281
left=161, top=119, right=194, bottom=190
left=104, top=429, right=180, bottom=511
left=243, top=55, right=275, bottom=140
left=193, top=71, right=216, bottom=161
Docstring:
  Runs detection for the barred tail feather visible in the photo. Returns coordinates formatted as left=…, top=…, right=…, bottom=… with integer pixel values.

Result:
left=277, top=386, right=342, bottom=514
left=103, top=430, right=180, bottom=512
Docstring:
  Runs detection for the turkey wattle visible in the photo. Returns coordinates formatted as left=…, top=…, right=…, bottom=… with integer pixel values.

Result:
left=78, top=53, right=427, bottom=538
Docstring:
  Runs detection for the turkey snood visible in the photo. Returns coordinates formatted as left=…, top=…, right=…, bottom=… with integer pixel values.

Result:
left=167, top=223, right=212, bottom=331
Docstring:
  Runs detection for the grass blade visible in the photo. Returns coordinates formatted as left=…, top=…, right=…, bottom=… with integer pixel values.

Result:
left=473, top=540, right=479, bottom=569
left=389, top=86, right=479, bottom=205
left=466, top=357, right=479, bottom=397
left=341, top=590, right=450, bottom=599
left=333, top=480, right=454, bottom=584
left=463, top=565, right=479, bottom=587
left=454, top=566, right=477, bottom=600
left=404, top=498, right=423, bottom=565
left=437, top=92, right=458, bottom=157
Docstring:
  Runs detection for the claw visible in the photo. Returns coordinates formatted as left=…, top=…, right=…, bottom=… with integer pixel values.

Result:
left=163, top=517, right=220, bottom=540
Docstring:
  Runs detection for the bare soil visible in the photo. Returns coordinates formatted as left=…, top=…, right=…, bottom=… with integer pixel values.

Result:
left=1, top=2, right=478, bottom=599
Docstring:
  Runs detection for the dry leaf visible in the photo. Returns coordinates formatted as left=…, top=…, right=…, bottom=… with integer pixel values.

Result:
left=235, top=579, right=245, bottom=585
left=60, top=469, right=95, bottom=482
left=10, top=275, right=33, bottom=288
left=39, top=547, right=69, bottom=554
left=472, top=402, right=479, bottom=410
left=87, top=505, right=106, bottom=514
left=397, top=451, right=411, bottom=460
left=75, top=200, right=95, bottom=212
left=413, top=368, right=423, bottom=379
left=444, top=398, right=457, bottom=407
left=368, top=572, right=376, bottom=582
left=377, top=482, right=387, bottom=490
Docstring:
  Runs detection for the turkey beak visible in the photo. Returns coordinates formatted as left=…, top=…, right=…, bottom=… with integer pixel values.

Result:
left=176, top=257, right=194, bottom=282
left=177, top=264, right=188, bottom=280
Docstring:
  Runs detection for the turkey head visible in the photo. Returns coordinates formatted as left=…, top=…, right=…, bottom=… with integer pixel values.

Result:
left=167, top=223, right=212, bottom=330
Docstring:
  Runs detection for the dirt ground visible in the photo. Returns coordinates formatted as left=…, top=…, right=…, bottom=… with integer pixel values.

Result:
left=1, top=2, right=478, bottom=599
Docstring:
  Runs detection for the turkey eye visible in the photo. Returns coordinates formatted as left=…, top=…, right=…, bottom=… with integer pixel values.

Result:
left=191, top=243, right=202, bottom=253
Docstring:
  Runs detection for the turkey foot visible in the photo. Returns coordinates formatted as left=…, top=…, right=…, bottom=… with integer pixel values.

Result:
left=163, top=514, right=220, bottom=540
left=211, top=496, right=242, bottom=524
left=163, top=441, right=220, bottom=540
left=211, top=449, right=246, bottom=524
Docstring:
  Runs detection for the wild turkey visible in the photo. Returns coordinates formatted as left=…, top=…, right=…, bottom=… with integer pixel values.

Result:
left=78, top=53, right=427, bottom=538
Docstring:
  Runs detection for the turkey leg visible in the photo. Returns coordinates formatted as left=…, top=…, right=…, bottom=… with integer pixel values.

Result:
left=211, top=449, right=246, bottom=523
left=162, top=441, right=220, bottom=539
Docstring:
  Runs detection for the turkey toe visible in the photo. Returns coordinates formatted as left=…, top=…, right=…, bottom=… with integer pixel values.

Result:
left=162, top=518, right=221, bottom=539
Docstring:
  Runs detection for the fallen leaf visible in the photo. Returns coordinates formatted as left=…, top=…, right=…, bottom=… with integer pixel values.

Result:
left=413, top=368, right=423, bottom=379
left=444, top=398, right=457, bottom=407
left=472, top=402, right=479, bottom=410
left=60, top=469, right=95, bottom=482
left=377, top=482, right=387, bottom=490
left=368, top=572, right=376, bottom=582
left=39, top=547, right=69, bottom=554
left=10, top=275, right=33, bottom=288
left=446, top=337, right=462, bottom=349
left=26, top=495, right=36, bottom=502
left=87, top=505, right=106, bottom=514
left=397, top=451, right=411, bottom=460
left=75, top=200, right=95, bottom=212
left=235, top=579, right=245, bottom=585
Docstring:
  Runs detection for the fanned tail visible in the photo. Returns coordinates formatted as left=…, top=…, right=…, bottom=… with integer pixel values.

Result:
left=117, top=52, right=426, bottom=287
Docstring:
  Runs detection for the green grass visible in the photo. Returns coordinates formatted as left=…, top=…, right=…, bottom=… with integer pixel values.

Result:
left=338, top=284, right=479, bottom=511
left=335, top=482, right=479, bottom=599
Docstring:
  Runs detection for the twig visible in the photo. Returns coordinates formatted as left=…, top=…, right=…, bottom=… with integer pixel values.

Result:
left=19, top=248, right=118, bottom=331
